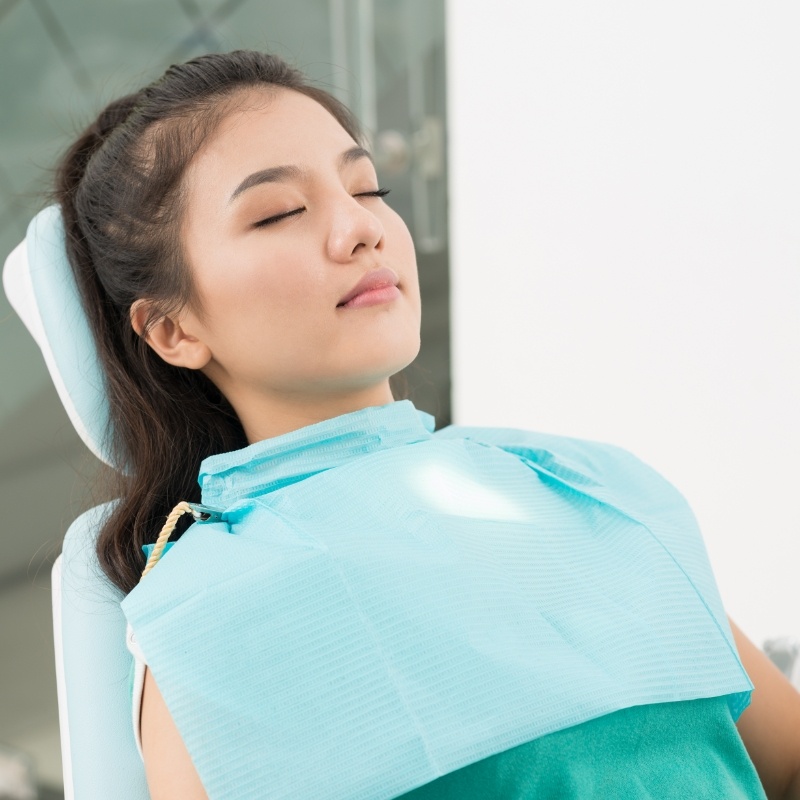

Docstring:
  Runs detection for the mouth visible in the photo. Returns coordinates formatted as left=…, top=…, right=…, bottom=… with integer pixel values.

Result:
left=337, top=284, right=402, bottom=309
left=337, top=267, right=400, bottom=309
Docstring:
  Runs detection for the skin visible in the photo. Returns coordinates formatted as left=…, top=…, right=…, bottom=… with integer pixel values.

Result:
left=131, top=89, right=800, bottom=799
left=730, top=620, right=800, bottom=799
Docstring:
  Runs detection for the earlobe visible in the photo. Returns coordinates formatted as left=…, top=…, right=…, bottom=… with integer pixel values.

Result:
left=129, top=300, right=212, bottom=370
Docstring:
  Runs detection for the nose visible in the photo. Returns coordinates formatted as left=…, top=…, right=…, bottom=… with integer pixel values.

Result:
left=326, top=192, right=385, bottom=263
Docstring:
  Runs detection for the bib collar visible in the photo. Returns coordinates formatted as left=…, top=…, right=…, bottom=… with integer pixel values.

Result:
left=198, top=399, right=436, bottom=507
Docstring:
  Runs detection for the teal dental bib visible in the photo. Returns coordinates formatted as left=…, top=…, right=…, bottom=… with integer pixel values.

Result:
left=121, top=400, right=751, bottom=800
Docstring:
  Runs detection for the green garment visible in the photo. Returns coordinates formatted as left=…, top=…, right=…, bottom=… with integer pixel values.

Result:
left=396, top=696, right=766, bottom=799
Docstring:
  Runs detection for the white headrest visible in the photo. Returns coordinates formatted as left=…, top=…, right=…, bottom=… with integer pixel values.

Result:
left=2, top=205, right=114, bottom=467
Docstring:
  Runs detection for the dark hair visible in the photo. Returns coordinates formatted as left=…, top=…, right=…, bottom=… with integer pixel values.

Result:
left=54, top=51, right=364, bottom=594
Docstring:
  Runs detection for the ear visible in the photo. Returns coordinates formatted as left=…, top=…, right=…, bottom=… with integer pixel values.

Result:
left=129, top=299, right=212, bottom=370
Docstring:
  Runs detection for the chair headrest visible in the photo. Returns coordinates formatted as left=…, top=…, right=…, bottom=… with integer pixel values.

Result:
left=2, top=205, right=115, bottom=467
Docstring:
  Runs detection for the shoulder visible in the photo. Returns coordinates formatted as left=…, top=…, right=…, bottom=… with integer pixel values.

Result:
left=433, top=424, right=702, bottom=538
left=435, top=423, right=725, bottom=617
left=434, top=423, right=679, bottom=502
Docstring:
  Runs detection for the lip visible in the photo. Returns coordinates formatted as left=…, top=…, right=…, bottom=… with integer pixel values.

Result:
left=337, top=267, right=400, bottom=308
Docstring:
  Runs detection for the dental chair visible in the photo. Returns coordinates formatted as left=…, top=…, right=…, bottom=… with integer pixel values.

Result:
left=3, top=206, right=800, bottom=800
left=4, top=206, right=149, bottom=799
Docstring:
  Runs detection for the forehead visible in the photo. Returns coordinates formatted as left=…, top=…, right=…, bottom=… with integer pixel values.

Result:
left=190, top=87, right=357, bottom=179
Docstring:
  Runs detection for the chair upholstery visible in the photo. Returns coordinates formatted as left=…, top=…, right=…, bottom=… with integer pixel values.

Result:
left=52, top=501, right=149, bottom=799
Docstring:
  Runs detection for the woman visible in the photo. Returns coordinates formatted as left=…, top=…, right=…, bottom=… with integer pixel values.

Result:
left=53, top=50, right=800, bottom=799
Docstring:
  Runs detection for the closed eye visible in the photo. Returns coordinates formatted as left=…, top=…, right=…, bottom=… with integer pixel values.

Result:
left=253, top=188, right=389, bottom=228
left=253, top=207, right=305, bottom=228
left=355, top=188, right=391, bottom=198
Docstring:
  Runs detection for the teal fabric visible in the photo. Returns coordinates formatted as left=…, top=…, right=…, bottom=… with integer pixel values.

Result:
left=26, top=205, right=114, bottom=465
left=124, top=670, right=764, bottom=799
left=61, top=502, right=150, bottom=800
left=128, top=657, right=134, bottom=704
left=397, top=696, right=766, bottom=799
left=142, top=541, right=175, bottom=560
left=122, top=400, right=753, bottom=800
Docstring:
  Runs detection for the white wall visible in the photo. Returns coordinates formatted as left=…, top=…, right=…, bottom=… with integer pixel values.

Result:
left=446, top=1, right=800, bottom=646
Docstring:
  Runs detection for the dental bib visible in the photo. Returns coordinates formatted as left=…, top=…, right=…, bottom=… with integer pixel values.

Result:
left=121, top=400, right=751, bottom=800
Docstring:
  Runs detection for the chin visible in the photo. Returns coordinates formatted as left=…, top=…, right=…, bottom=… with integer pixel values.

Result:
left=334, top=335, right=421, bottom=389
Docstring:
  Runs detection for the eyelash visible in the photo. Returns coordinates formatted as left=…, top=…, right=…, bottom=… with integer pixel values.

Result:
left=253, top=188, right=391, bottom=228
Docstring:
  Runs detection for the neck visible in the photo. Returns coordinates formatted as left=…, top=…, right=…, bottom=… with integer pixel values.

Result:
left=226, top=381, right=397, bottom=444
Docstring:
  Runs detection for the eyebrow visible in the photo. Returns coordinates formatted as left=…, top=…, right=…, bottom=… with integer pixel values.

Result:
left=228, top=145, right=373, bottom=204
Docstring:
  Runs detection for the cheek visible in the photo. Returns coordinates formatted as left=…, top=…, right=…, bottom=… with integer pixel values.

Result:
left=386, top=214, right=420, bottom=299
left=199, top=243, right=321, bottom=319
left=193, top=244, right=334, bottom=368
left=385, top=207, right=413, bottom=247
left=386, top=212, right=417, bottom=264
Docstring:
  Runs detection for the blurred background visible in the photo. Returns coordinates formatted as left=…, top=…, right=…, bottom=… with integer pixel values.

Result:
left=1, top=0, right=799, bottom=797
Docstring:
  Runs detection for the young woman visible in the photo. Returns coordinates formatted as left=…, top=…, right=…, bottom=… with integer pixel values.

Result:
left=53, top=50, right=800, bottom=799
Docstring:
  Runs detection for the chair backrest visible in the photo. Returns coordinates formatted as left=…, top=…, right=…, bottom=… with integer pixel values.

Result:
left=52, top=504, right=149, bottom=800
left=4, top=208, right=148, bottom=798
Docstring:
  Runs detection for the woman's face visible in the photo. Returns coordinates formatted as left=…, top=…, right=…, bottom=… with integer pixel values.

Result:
left=177, top=87, right=421, bottom=415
